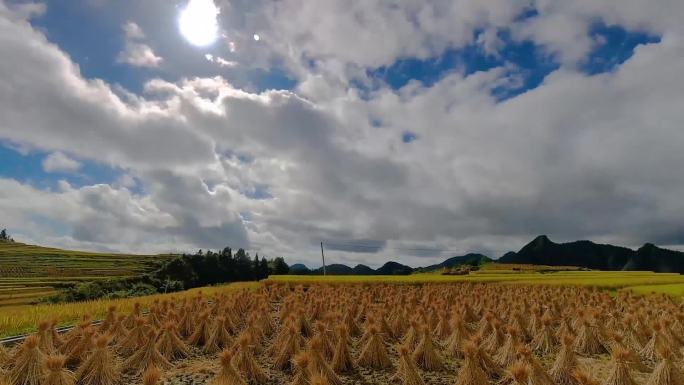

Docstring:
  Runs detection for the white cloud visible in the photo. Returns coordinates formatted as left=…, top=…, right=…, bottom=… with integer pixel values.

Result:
left=204, top=54, right=238, bottom=68
left=42, top=152, right=81, bottom=173
left=117, top=41, right=163, bottom=67
left=1, top=0, right=684, bottom=268
left=117, top=21, right=162, bottom=67
left=122, top=21, right=145, bottom=39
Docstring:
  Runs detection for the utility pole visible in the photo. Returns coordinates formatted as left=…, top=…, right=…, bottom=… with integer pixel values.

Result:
left=320, top=241, right=326, bottom=276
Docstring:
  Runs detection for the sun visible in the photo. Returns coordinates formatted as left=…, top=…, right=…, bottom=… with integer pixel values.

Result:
left=178, top=0, right=220, bottom=47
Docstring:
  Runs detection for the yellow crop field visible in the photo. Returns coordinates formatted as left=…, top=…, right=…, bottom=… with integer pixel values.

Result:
left=0, top=282, right=258, bottom=338
left=265, top=270, right=684, bottom=289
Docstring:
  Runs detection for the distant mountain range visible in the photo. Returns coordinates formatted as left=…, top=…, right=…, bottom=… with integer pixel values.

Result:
left=290, top=235, right=684, bottom=275
left=500, top=235, right=684, bottom=273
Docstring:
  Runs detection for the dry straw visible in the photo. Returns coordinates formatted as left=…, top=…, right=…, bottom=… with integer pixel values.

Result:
left=331, top=325, right=354, bottom=374
left=142, top=365, right=161, bottom=385
left=391, top=344, right=425, bottom=385
left=75, top=335, right=120, bottom=385
left=232, top=334, right=268, bottom=384
left=9, top=335, right=45, bottom=385
left=157, top=322, right=191, bottom=361
left=495, top=327, right=520, bottom=368
left=645, top=346, right=684, bottom=385
left=412, top=326, right=445, bottom=371
left=307, top=336, right=343, bottom=385
left=211, top=349, right=247, bottom=385
left=532, top=315, right=558, bottom=355
left=455, top=342, right=488, bottom=385
left=273, top=325, right=302, bottom=372
left=551, top=335, right=580, bottom=385
left=603, top=347, right=637, bottom=385
left=574, top=318, right=606, bottom=356
left=357, top=326, right=392, bottom=370
left=289, top=351, right=311, bottom=385
left=122, top=330, right=171, bottom=375
left=517, top=346, right=555, bottom=385
left=42, top=355, right=75, bottom=385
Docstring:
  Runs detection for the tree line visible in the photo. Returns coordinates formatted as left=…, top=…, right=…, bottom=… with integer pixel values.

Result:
left=151, top=247, right=289, bottom=291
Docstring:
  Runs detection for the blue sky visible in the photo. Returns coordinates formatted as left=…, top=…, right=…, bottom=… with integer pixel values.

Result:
left=0, top=0, right=682, bottom=267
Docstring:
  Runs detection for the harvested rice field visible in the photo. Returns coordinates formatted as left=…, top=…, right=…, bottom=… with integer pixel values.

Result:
left=1, top=281, right=682, bottom=385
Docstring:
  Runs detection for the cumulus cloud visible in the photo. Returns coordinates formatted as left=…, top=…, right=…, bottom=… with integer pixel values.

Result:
left=117, top=41, right=163, bottom=67
left=117, top=21, right=162, bottom=67
left=42, top=152, right=81, bottom=173
left=1, top=0, right=684, bottom=267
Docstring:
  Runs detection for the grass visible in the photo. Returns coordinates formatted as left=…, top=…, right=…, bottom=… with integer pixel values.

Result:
left=0, top=241, right=174, bottom=309
left=0, top=281, right=259, bottom=338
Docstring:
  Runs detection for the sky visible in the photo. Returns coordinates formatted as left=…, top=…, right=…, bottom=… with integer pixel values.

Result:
left=0, top=0, right=683, bottom=268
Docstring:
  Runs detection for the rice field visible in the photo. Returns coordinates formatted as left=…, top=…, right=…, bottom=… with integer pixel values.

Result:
left=266, top=270, right=684, bottom=289
left=1, top=281, right=682, bottom=385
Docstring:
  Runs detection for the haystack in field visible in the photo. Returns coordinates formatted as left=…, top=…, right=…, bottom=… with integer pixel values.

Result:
left=603, top=347, right=637, bottom=385
left=551, top=335, right=580, bottom=385
left=204, top=316, right=233, bottom=354
left=122, top=330, right=171, bottom=375
left=574, top=319, right=606, bottom=356
left=211, top=350, right=247, bottom=385
left=42, top=355, right=75, bottom=385
left=289, top=352, right=312, bottom=385
left=107, top=315, right=128, bottom=345
left=455, top=343, right=488, bottom=385
left=645, top=346, right=684, bottom=385
left=517, top=346, right=554, bottom=385
left=307, top=336, right=342, bottom=385
left=36, top=321, right=56, bottom=354
left=232, top=334, right=268, bottom=384
left=532, top=315, right=558, bottom=355
left=156, top=322, right=190, bottom=361
left=116, top=317, right=147, bottom=356
left=75, top=335, right=120, bottom=385
left=357, top=326, right=392, bottom=370
left=391, top=345, right=425, bottom=385
left=331, top=325, right=354, bottom=374
left=273, top=325, right=303, bottom=372
left=412, top=326, right=444, bottom=371
left=495, top=327, right=521, bottom=368
left=187, top=312, right=212, bottom=348
left=445, top=315, right=469, bottom=359
left=9, top=336, right=45, bottom=385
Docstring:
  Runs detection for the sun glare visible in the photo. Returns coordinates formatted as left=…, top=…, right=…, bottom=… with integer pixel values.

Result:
left=178, top=0, right=219, bottom=47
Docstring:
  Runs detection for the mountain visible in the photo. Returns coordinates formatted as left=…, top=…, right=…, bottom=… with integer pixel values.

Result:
left=499, top=235, right=684, bottom=273
left=288, top=263, right=311, bottom=274
left=310, top=263, right=355, bottom=275
left=375, top=261, right=413, bottom=275
left=416, top=253, right=492, bottom=272
left=624, top=243, right=684, bottom=273
left=352, top=264, right=376, bottom=275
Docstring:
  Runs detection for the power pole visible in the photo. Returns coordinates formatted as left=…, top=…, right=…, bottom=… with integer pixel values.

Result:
left=320, top=242, right=326, bottom=276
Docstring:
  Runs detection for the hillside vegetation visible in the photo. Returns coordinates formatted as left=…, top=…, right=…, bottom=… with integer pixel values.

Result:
left=0, top=241, right=171, bottom=308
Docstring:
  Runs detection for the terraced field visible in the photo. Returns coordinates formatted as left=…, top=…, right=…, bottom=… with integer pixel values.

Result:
left=0, top=241, right=173, bottom=308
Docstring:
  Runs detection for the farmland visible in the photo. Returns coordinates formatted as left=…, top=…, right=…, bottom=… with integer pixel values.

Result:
left=266, top=269, right=684, bottom=290
left=0, top=242, right=172, bottom=309
left=2, top=280, right=683, bottom=385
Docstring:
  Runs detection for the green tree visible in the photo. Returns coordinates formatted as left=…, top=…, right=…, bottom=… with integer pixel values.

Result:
left=258, top=257, right=269, bottom=280
left=270, top=257, right=289, bottom=275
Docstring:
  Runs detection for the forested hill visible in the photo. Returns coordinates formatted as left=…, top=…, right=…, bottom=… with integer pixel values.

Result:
left=499, top=235, right=684, bottom=273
